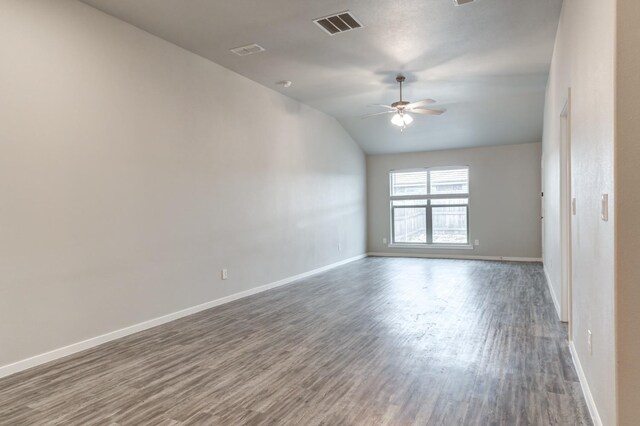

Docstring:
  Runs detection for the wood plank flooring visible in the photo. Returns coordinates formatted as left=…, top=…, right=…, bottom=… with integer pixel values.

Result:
left=0, top=258, right=592, bottom=425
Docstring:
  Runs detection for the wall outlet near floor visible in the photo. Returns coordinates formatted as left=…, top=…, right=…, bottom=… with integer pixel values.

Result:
left=338, top=243, right=342, bottom=252
left=474, top=239, right=480, bottom=246
left=221, top=269, right=228, bottom=280
left=383, top=237, right=387, bottom=244
left=588, top=330, right=593, bottom=355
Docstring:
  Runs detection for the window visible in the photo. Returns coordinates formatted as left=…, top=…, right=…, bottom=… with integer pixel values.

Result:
left=390, top=167, right=469, bottom=246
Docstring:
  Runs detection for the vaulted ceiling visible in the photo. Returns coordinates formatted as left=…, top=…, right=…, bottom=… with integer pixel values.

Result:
left=80, top=0, right=563, bottom=154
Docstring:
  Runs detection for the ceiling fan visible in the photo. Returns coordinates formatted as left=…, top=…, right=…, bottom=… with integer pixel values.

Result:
left=363, top=75, right=445, bottom=130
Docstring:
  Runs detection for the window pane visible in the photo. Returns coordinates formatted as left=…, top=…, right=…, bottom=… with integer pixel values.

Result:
left=392, top=199, right=428, bottom=206
left=391, top=171, right=428, bottom=197
left=430, top=168, right=469, bottom=195
left=432, top=206, right=468, bottom=244
left=431, top=198, right=468, bottom=205
left=393, top=207, right=426, bottom=243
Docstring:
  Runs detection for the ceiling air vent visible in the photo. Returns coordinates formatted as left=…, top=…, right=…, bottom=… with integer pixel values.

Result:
left=314, top=11, right=363, bottom=36
left=230, top=43, right=265, bottom=56
left=453, top=0, right=475, bottom=5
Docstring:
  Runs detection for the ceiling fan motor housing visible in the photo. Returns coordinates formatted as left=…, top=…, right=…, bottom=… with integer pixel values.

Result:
left=391, top=101, right=410, bottom=109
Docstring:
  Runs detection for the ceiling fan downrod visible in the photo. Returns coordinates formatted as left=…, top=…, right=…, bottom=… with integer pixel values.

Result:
left=396, top=75, right=405, bottom=103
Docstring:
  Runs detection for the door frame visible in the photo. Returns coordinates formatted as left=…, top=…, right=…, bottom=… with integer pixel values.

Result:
left=559, top=89, right=573, bottom=335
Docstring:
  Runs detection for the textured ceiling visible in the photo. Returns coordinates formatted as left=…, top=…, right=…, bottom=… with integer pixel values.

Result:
left=80, top=0, right=563, bottom=154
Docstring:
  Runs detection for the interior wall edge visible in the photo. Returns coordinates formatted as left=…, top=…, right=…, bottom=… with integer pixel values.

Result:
left=543, top=263, right=562, bottom=320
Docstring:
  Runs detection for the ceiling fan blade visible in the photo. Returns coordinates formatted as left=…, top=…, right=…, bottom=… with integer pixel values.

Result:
left=405, top=99, right=436, bottom=109
left=361, top=110, right=397, bottom=119
left=368, top=104, right=396, bottom=110
left=410, top=108, right=446, bottom=116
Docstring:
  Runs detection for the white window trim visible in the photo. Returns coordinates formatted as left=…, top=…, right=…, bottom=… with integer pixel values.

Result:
left=389, top=166, right=471, bottom=248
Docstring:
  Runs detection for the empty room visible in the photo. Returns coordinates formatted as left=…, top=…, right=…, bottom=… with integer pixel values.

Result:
left=1, top=0, right=639, bottom=425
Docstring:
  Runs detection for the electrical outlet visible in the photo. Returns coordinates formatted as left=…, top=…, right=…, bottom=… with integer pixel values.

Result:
left=383, top=237, right=387, bottom=244
left=474, top=239, right=480, bottom=246
left=588, top=330, right=592, bottom=355
left=338, top=243, right=342, bottom=251
left=221, top=269, right=228, bottom=280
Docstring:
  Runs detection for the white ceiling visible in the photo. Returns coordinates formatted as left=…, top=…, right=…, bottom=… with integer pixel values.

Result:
left=80, top=0, right=563, bottom=154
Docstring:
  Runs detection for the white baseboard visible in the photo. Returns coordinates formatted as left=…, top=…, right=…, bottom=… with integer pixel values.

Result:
left=543, top=264, right=562, bottom=320
left=569, top=342, right=603, bottom=426
left=0, top=254, right=367, bottom=379
left=367, top=252, right=542, bottom=263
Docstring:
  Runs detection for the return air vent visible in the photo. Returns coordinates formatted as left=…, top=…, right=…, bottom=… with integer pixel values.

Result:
left=314, top=11, right=363, bottom=36
left=230, top=43, right=265, bottom=56
left=453, top=0, right=475, bottom=5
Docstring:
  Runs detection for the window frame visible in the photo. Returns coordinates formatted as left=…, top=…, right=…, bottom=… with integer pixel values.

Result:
left=388, top=166, right=472, bottom=249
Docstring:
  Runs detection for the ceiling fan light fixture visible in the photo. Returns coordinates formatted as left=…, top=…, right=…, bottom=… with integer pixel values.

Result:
left=391, top=112, right=413, bottom=127
left=403, top=113, right=414, bottom=125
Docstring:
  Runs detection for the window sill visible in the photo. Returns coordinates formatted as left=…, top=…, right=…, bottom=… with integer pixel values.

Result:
left=388, top=243, right=474, bottom=250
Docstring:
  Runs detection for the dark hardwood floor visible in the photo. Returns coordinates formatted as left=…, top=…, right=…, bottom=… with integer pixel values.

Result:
left=0, top=257, right=591, bottom=425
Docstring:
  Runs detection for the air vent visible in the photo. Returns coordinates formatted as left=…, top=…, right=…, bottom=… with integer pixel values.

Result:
left=230, top=43, right=265, bottom=56
left=453, top=0, right=475, bottom=5
left=314, top=11, right=363, bottom=36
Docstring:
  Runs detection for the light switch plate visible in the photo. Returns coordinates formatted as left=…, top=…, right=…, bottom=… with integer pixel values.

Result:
left=601, top=194, right=609, bottom=221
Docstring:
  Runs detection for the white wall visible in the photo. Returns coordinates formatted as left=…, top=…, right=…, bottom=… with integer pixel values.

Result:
left=542, top=0, right=616, bottom=424
left=0, top=0, right=366, bottom=368
left=367, top=143, right=542, bottom=259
